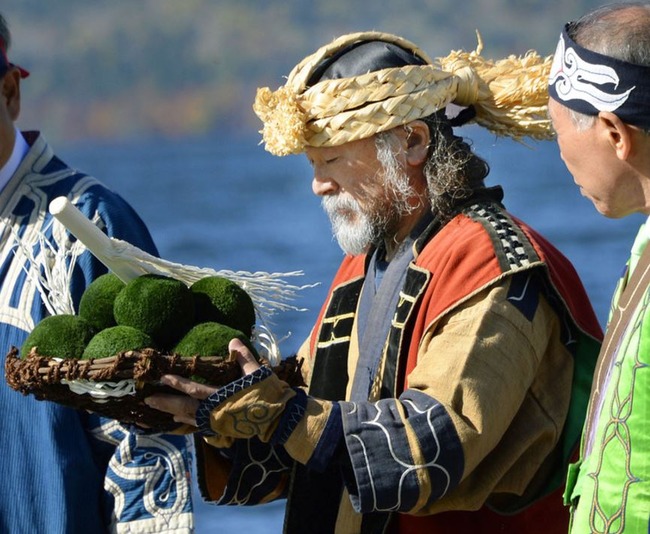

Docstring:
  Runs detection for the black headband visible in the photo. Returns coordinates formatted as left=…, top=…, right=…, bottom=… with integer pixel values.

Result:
left=548, top=23, right=650, bottom=129
left=307, top=40, right=427, bottom=86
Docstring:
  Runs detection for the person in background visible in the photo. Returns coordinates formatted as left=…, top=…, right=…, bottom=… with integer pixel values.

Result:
left=547, top=2, right=650, bottom=532
left=0, top=13, right=194, bottom=533
left=146, top=31, right=603, bottom=533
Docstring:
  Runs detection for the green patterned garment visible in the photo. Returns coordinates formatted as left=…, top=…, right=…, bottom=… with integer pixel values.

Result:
left=567, top=218, right=650, bottom=534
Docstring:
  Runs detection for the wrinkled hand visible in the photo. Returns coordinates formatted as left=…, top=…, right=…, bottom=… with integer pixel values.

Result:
left=148, top=338, right=305, bottom=447
left=144, top=338, right=261, bottom=428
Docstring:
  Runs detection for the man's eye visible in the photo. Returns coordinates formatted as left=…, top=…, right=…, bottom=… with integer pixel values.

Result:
left=325, top=157, right=338, bottom=164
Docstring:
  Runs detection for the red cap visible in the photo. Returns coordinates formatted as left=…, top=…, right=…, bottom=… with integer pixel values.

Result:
left=0, top=38, right=29, bottom=78
left=12, top=63, right=30, bottom=78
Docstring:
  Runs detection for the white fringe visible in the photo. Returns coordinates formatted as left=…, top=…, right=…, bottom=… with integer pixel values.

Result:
left=11, top=220, right=80, bottom=317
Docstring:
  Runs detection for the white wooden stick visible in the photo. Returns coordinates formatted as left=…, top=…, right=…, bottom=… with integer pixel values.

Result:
left=48, top=196, right=142, bottom=282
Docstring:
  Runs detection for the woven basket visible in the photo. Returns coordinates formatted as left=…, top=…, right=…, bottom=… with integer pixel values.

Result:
left=4, top=347, right=304, bottom=432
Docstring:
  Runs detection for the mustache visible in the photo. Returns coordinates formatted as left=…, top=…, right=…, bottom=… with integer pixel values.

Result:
left=321, top=194, right=362, bottom=217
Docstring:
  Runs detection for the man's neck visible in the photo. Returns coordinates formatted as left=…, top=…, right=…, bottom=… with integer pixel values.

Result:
left=383, top=204, right=430, bottom=261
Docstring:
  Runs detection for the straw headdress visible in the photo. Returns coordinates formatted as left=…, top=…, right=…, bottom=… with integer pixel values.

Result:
left=253, top=31, right=554, bottom=156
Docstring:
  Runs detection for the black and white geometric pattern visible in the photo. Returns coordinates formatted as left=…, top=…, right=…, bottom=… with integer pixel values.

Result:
left=468, top=202, right=536, bottom=269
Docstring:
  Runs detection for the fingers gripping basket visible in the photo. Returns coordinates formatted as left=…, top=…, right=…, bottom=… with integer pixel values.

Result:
left=5, top=347, right=304, bottom=432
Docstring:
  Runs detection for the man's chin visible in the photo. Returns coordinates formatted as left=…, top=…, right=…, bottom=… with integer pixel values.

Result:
left=334, top=234, right=372, bottom=256
left=337, top=242, right=371, bottom=256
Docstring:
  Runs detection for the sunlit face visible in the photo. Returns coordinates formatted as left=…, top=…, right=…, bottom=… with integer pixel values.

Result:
left=306, top=135, right=412, bottom=255
left=549, top=98, right=642, bottom=218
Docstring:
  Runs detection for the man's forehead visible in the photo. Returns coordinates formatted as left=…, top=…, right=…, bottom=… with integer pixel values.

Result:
left=547, top=98, right=569, bottom=121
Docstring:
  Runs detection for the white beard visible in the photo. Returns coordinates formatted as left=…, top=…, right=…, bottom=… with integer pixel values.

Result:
left=321, top=194, right=380, bottom=255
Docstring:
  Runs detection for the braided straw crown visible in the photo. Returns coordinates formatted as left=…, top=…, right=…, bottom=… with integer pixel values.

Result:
left=254, top=31, right=554, bottom=156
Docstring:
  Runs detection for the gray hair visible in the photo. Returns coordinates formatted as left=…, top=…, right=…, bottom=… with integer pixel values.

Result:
left=374, top=131, right=422, bottom=219
left=375, top=114, right=489, bottom=222
left=567, top=2, right=650, bottom=132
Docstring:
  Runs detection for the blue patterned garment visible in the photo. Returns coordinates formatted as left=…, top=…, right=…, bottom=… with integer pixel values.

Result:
left=0, top=131, right=194, bottom=533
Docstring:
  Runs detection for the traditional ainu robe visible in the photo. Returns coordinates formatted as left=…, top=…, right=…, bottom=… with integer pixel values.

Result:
left=197, top=190, right=602, bottom=534
left=0, top=131, right=194, bottom=533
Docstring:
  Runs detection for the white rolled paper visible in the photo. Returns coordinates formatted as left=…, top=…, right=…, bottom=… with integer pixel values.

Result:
left=48, top=196, right=143, bottom=282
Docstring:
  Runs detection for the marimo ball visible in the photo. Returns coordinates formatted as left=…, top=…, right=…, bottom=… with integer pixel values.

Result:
left=21, top=314, right=95, bottom=359
left=82, top=325, right=155, bottom=360
left=190, top=276, right=256, bottom=337
left=173, top=322, right=256, bottom=359
left=78, top=272, right=125, bottom=331
left=113, top=274, right=195, bottom=349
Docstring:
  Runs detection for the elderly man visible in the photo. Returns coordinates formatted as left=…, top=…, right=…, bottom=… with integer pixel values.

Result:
left=547, top=3, right=650, bottom=532
left=147, top=31, right=602, bottom=533
left=0, top=13, right=193, bottom=533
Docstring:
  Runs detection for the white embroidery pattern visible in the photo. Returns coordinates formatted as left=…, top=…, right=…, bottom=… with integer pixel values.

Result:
left=550, top=33, right=635, bottom=111
left=92, top=419, right=194, bottom=532
left=345, top=399, right=452, bottom=512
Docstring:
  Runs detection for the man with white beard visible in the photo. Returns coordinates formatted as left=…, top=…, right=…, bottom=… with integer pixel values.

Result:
left=146, top=31, right=604, bottom=533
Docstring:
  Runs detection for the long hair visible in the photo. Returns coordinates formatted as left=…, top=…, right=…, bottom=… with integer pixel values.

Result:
left=421, top=112, right=489, bottom=221
left=375, top=111, right=490, bottom=223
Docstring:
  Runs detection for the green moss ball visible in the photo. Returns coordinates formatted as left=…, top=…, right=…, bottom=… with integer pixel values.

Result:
left=21, top=314, right=95, bottom=359
left=190, top=276, right=256, bottom=337
left=82, top=325, right=154, bottom=360
left=78, top=272, right=125, bottom=331
left=113, top=274, right=195, bottom=349
left=172, top=322, right=255, bottom=358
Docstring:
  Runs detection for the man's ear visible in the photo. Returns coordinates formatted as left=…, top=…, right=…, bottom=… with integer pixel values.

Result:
left=598, top=111, right=632, bottom=160
left=403, top=120, right=430, bottom=166
left=1, top=68, right=21, bottom=121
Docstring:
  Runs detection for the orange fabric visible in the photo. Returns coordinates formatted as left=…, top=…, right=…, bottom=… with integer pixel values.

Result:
left=403, top=215, right=602, bottom=383
left=309, top=215, right=602, bottom=385
left=196, top=440, right=237, bottom=500
left=516, top=217, right=601, bottom=336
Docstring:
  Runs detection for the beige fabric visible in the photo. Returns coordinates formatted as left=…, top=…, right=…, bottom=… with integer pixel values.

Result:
left=206, top=373, right=296, bottom=442
left=253, top=31, right=553, bottom=156
left=334, top=488, right=364, bottom=534
left=284, top=396, right=334, bottom=464
left=406, top=280, right=572, bottom=514
left=295, top=335, right=313, bottom=384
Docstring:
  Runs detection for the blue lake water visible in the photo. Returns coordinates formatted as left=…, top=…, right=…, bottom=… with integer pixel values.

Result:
left=59, top=126, right=644, bottom=532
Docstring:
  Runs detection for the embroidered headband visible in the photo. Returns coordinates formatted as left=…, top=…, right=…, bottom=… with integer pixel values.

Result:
left=253, top=31, right=554, bottom=156
left=549, top=23, right=650, bottom=128
left=0, top=37, right=29, bottom=78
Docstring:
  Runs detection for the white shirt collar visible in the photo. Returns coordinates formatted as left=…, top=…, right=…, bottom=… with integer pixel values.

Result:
left=0, top=128, right=29, bottom=194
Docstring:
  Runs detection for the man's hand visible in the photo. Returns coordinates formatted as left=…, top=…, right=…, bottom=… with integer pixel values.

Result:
left=144, top=338, right=261, bottom=428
